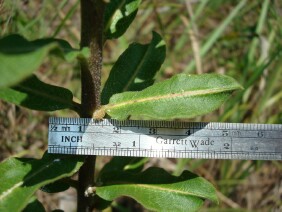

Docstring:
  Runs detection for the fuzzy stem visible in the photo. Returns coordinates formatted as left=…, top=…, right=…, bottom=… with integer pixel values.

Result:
left=78, top=0, right=105, bottom=211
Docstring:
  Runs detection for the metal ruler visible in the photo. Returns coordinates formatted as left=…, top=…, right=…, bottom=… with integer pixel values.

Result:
left=48, top=117, right=282, bottom=160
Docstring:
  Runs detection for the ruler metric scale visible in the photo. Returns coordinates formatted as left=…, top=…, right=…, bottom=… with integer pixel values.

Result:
left=48, top=117, right=282, bottom=160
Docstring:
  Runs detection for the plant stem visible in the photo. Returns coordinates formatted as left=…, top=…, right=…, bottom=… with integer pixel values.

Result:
left=78, top=0, right=105, bottom=211
left=80, top=0, right=104, bottom=116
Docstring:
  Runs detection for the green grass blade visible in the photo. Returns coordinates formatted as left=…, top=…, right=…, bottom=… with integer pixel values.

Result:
left=184, top=0, right=247, bottom=73
left=247, top=0, right=271, bottom=65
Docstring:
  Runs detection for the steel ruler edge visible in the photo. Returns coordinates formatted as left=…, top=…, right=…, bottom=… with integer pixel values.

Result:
left=48, top=117, right=282, bottom=160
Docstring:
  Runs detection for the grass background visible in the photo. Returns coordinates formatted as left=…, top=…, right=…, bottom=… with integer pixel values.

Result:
left=0, top=0, right=281, bottom=211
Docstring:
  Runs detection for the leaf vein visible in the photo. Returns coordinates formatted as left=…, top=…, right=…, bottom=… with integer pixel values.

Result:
left=122, top=44, right=150, bottom=92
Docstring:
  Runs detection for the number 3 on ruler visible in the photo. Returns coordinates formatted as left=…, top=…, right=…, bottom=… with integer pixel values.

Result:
left=113, top=142, right=121, bottom=147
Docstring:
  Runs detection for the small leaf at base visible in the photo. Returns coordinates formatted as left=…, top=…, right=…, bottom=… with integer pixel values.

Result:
left=23, top=197, right=45, bottom=212
left=40, top=181, right=70, bottom=193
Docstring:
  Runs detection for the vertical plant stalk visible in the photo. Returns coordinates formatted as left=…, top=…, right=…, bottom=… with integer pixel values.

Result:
left=78, top=0, right=105, bottom=211
left=184, top=0, right=202, bottom=74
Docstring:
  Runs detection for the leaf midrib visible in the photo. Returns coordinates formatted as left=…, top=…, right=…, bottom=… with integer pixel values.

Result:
left=105, top=86, right=237, bottom=110
left=122, top=43, right=150, bottom=92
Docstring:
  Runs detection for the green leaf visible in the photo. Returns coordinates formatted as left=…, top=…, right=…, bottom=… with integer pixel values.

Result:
left=104, top=0, right=141, bottom=39
left=0, top=34, right=89, bottom=88
left=0, top=75, right=77, bottom=111
left=98, top=157, right=146, bottom=183
left=0, top=153, right=84, bottom=212
left=94, top=157, right=146, bottom=210
left=40, top=181, right=70, bottom=193
left=96, top=167, right=218, bottom=212
left=91, top=195, right=112, bottom=211
left=98, top=74, right=243, bottom=120
left=102, top=32, right=166, bottom=104
left=23, top=197, right=45, bottom=212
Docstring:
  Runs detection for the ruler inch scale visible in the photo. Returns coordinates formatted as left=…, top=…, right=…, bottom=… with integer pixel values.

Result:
left=48, top=117, right=282, bottom=160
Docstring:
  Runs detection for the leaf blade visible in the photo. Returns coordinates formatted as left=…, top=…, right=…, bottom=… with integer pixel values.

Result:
left=0, top=153, right=84, bottom=212
left=0, top=75, right=76, bottom=111
left=102, top=32, right=166, bottom=104
left=40, top=181, right=70, bottom=193
left=23, top=197, right=45, bottom=212
left=104, top=0, right=142, bottom=39
left=100, top=74, right=243, bottom=120
left=96, top=167, right=218, bottom=212
left=0, top=34, right=88, bottom=88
